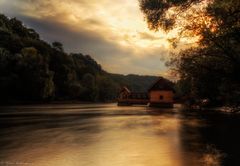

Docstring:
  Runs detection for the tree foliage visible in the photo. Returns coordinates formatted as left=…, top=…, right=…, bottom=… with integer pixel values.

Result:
left=140, top=0, right=240, bottom=106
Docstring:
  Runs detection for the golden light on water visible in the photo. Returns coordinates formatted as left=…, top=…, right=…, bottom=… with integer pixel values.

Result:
left=0, top=104, right=224, bottom=166
left=7, top=115, right=184, bottom=166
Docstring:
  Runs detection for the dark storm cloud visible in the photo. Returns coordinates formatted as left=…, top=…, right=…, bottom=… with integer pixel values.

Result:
left=17, top=15, right=131, bottom=57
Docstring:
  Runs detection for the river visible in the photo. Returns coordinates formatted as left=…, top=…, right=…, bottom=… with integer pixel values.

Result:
left=0, top=103, right=240, bottom=166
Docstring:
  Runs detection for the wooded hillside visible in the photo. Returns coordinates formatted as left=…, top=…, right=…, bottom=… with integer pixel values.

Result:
left=0, top=14, right=165, bottom=103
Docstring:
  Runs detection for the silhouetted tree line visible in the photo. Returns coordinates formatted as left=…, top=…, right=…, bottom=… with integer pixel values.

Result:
left=0, top=14, right=158, bottom=104
left=140, top=0, right=240, bottom=107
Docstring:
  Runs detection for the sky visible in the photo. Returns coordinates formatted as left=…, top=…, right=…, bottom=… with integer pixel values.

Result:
left=0, top=0, right=179, bottom=77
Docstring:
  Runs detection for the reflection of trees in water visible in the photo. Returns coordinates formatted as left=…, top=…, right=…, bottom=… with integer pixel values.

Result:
left=179, top=110, right=240, bottom=166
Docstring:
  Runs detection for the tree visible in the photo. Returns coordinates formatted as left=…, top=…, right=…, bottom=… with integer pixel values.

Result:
left=97, top=75, right=119, bottom=101
left=139, top=0, right=240, bottom=105
left=81, top=73, right=98, bottom=101
left=19, top=47, right=55, bottom=100
left=52, top=42, right=64, bottom=52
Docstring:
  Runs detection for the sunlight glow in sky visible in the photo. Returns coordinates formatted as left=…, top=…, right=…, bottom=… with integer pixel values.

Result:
left=0, top=0, right=185, bottom=77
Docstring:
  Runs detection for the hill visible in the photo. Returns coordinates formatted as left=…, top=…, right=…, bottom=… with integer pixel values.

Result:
left=0, top=14, right=167, bottom=103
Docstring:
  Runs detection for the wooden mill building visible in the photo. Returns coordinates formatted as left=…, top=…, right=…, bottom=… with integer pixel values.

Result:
left=148, top=77, right=174, bottom=107
left=118, top=86, right=149, bottom=106
left=118, top=77, right=174, bottom=108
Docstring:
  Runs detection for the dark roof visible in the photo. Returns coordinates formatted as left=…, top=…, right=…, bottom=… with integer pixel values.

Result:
left=148, top=77, right=174, bottom=91
left=120, top=86, right=131, bottom=93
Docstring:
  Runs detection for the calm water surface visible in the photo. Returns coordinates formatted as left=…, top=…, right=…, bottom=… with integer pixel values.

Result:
left=0, top=104, right=240, bottom=166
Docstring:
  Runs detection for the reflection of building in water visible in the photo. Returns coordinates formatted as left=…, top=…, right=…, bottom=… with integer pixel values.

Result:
left=118, top=77, right=174, bottom=108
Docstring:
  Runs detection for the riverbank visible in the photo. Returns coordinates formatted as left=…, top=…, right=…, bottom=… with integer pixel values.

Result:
left=0, top=100, right=116, bottom=106
left=182, top=104, right=240, bottom=114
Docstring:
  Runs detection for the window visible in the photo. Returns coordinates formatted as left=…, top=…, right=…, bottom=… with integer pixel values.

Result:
left=159, top=95, right=164, bottom=100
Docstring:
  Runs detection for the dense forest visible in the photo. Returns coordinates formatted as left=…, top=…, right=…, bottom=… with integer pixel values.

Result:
left=0, top=14, right=159, bottom=104
left=140, top=0, right=240, bottom=107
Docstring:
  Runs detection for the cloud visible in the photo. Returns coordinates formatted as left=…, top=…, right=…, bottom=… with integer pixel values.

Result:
left=0, top=0, right=173, bottom=77
left=138, top=32, right=161, bottom=40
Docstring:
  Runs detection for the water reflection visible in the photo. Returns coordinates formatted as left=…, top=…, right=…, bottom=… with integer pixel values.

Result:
left=0, top=104, right=239, bottom=166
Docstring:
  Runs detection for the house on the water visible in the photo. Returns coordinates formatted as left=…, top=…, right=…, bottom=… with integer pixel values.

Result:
left=118, top=86, right=131, bottom=104
left=117, top=77, right=174, bottom=108
left=118, top=86, right=149, bottom=106
left=148, top=77, right=174, bottom=107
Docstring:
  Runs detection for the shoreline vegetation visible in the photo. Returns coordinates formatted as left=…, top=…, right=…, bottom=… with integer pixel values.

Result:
left=0, top=100, right=116, bottom=106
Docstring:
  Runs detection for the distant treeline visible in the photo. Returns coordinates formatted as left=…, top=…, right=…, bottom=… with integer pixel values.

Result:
left=0, top=14, right=159, bottom=104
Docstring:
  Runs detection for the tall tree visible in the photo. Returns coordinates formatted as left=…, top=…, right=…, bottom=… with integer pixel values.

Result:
left=139, top=0, right=240, bottom=105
